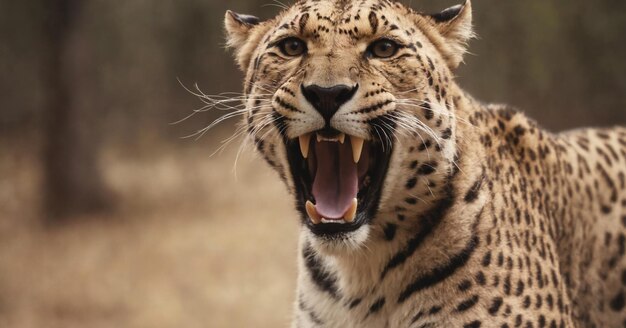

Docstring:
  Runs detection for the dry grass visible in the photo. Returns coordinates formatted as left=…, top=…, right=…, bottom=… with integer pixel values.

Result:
left=0, top=140, right=299, bottom=327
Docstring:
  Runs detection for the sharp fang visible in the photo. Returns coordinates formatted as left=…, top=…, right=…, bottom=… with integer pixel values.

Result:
left=343, top=198, right=358, bottom=222
left=299, top=134, right=311, bottom=159
left=350, top=136, right=365, bottom=163
left=338, top=133, right=346, bottom=144
left=316, top=133, right=322, bottom=142
left=305, top=201, right=322, bottom=224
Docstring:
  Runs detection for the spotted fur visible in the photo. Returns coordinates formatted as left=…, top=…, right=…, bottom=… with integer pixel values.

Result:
left=224, top=1, right=626, bottom=327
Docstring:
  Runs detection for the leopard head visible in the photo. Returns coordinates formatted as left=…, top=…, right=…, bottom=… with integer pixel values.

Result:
left=224, top=0, right=473, bottom=251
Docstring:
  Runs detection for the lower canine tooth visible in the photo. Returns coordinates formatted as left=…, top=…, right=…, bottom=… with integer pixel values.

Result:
left=343, top=198, right=358, bottom=222
left=299, top=134, right=311, bottom=159
left=350, top=136, right=364, bottom=163
left=305, top=201, right=322, bottom=224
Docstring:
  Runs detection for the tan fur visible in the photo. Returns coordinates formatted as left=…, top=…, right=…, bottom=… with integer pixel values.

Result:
left=224, top=1, right=626, bottom=327
left=414, top=1, right=474, bottom=68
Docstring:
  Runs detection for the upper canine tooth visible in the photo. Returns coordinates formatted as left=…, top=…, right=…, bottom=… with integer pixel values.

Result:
left=299, top=134, right=311, bottom=159
left=306, top=201, right=322, bottom=225
left=338, top=133, right=346, bottom=144
left=350, top=136, right=365, bottom=163
left=343, top=198, right=358, bottom=222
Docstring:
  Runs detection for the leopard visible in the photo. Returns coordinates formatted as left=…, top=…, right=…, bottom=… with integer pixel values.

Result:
left=222, top=0, right=626, bottom=326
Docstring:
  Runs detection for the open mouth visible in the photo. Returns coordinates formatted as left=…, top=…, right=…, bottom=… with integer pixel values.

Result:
left=285, top=128, right=392, bottom=236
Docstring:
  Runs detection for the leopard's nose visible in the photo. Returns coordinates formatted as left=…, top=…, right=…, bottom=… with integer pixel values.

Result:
left=301, top=84, right=358, bottom=124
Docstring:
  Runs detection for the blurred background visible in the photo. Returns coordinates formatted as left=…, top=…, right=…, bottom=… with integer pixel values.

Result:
left=0, top=0, right=624, bottom=327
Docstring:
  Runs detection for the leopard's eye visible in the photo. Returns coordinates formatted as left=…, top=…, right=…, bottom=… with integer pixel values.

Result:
left=278, top=37, right=307, bottom=57
left=368, top=39, right=400, bottom=59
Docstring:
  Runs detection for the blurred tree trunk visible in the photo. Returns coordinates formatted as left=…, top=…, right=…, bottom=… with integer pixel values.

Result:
left=43, top=0, right=112, bottom=221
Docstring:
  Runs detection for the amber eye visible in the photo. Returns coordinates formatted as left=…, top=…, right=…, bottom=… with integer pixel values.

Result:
left=278, top=37, right=307, bottom=57
left=368, top=39, right=400, bottom=59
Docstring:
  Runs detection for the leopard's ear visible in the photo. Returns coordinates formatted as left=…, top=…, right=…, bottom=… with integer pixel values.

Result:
left=427, top=0, right=474, bottom=69
left=224, top=10, right=265, bottom=71
left=224, top=10, right=261, bottom=50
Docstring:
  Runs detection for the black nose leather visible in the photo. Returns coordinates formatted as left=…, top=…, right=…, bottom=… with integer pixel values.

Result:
left=301, top=84, right=358, bottom=123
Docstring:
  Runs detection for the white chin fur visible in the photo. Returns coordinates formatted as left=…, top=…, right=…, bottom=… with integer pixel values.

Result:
left=304, top=224, right=371, bottom=255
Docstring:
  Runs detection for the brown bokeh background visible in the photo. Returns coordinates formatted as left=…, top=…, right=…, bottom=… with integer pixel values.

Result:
left=0, top=0, right=625, bottom=327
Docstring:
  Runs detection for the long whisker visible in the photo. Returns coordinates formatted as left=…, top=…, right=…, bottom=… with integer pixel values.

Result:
left=388, top=111, right=443, bottom=147
left=183, top=106, right=272, bottom=140
left=395, top=99, right=475, bottom=128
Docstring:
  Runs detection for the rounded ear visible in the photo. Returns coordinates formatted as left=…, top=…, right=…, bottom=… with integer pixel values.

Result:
left=224, top=10, right=261, bottom=50
left=428, top=0, right=474, bottom=69
left=224, top=10, right=265, bottom=72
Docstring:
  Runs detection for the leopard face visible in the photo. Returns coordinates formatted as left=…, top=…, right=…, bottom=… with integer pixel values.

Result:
left=225, top=0, right=473, bottom=251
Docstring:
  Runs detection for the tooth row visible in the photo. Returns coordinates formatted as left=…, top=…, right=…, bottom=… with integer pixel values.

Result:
left=297, top=134, right=364, bottom=163
left=305, top=199, right=358, bottom=225
left=321, top=218, right=346, bottom=224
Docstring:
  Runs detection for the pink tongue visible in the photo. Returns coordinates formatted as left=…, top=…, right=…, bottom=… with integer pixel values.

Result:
left=312, top=141, right=358, bottom=220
